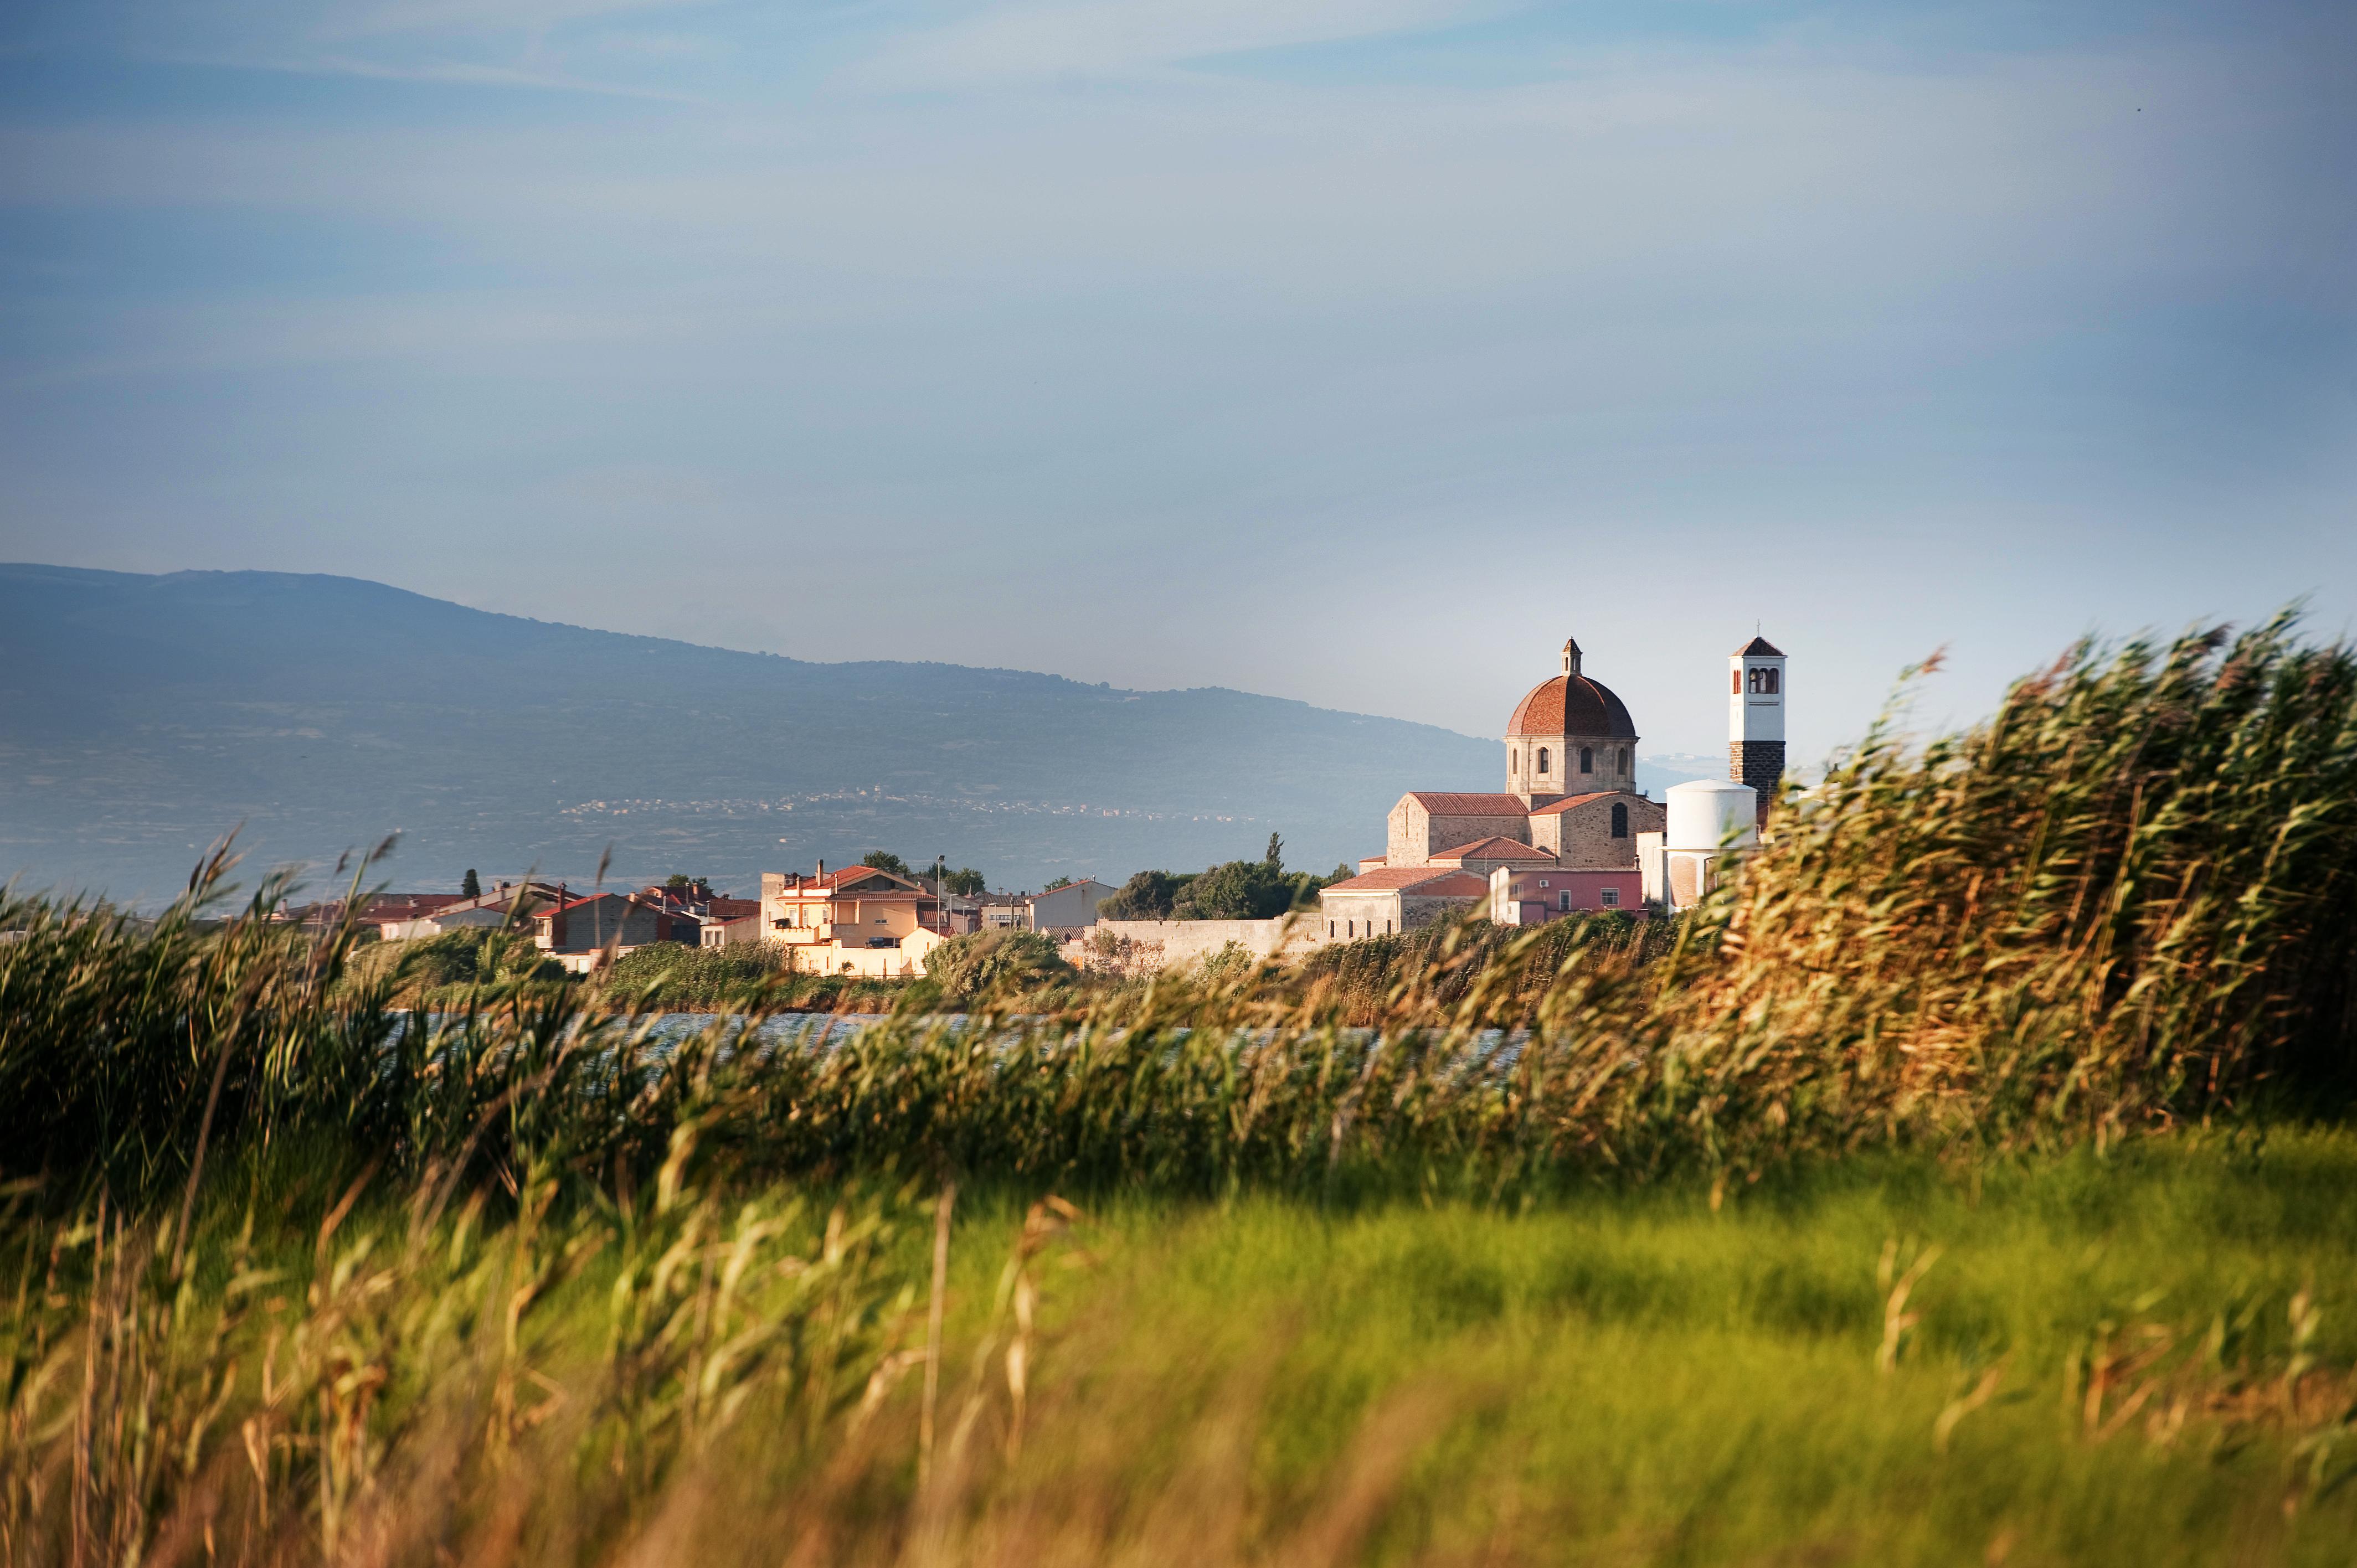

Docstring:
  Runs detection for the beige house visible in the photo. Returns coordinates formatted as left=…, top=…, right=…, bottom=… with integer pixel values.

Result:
left=759, top=863, right=946, bottom=978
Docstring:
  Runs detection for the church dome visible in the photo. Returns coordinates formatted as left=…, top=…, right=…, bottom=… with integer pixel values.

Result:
left=1506, top=673, right=1636, bottom=739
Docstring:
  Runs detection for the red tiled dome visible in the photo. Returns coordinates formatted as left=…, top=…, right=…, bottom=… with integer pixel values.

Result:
left=1506, top=674, right=1636, bottom=739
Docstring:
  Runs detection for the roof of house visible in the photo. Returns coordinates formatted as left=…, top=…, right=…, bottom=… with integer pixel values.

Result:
left=775, top=865, right=927, bottom=895
left=706, top=898, right=759, bottom=919
left=1527, top=790, right=1655, bottom=817
left=360, top=893, right=465, bottom=919
left=424, top=881, right=569, bottom=917
left=1430, top=836, right=1555, bottom=864
left=1030, top=878, right=1113, bottom=895
left=1505, top=674, right=1638, bottom=740
left=543, top=891, right=647, bottom=915
left=1402, top=791, right=1530, bottom=817
left=1321, top=867, right=1493, bottom=895
left=1735, top=635, right=1785, bottom=657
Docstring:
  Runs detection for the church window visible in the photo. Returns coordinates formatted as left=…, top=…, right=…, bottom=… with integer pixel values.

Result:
left=1748, top=668, right=1761, bottom=694
left=1611, top=803, right=1629, bottom=838
left=1328, top=920, right=1335, bottom=937
left=1511, top=749, right=1519, bottom=775
left=1347, top=920, right=1355, bottom=938
left=1764, top=668, right=1780, bottom=694
left=1537, top=747, right=1550, bottom=776
left=1732, top=670, right=1742, bottom=695
left=1579, top=746, right=1593, bottom=773
left=1618, top=746, right=1630, bottom=773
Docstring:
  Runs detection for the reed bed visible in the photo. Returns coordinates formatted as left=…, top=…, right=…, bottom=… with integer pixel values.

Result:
left=1, top=615, right=2354, bottom=1563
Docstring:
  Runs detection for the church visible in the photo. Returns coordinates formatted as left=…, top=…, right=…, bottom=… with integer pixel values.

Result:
left=1317, top=637, right=1670, bottom=938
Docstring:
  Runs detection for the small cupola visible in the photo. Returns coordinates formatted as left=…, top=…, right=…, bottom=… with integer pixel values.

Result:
left=1562, top=637, right=1583, bottom=677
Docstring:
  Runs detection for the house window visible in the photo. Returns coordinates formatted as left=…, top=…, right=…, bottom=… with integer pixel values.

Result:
left=1329, top=920, right=1335, bottom=937
left=1611, top=803, right=1628, bottom=838
left=1558, top=891, right=1571, bottom=912
left=1601, top=887, right=1621, bottom=908
left=1537, top=747, right=1550, bottom=776
left=1579, top=746, right=1593, bottom=773
left=1347, top=920, right=1355, bottom=938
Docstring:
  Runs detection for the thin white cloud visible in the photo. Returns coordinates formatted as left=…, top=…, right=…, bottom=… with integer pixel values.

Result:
left=850, top=0, right=1505, bottom=88
left=158, top=47, right=693, bottom=95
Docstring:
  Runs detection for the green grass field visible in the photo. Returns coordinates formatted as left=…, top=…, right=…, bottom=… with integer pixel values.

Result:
left=22, top=1130, right=2344, bottom=1566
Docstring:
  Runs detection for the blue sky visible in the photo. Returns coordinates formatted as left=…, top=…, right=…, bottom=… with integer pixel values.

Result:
left=2, top=0, right=2351, bottom=763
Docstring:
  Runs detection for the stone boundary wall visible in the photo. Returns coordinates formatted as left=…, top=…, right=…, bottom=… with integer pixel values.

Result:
left=1067, top=915, right=1331, bottom=974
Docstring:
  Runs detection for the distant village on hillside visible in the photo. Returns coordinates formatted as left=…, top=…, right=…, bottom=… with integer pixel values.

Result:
left=290, top=633, right=1792, bottom=978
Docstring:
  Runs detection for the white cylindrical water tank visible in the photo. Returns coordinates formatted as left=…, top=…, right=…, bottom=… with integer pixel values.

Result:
left=1665, top=780, right=1758, bottom=851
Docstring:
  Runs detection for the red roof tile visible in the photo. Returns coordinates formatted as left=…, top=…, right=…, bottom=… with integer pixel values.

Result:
left=1505, top=674, right=1638, bottom=740
left=1321, top=867, right=1491, bottom=894
left=1527, top=791, right=1629, bottom=816
left=1402, top=791, right=1529, bottom=816
left=1430, top=836, right=1555, bottom=864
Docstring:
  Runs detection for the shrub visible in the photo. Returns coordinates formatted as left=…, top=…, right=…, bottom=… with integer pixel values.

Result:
left=603, top=941, right=785, bottom=1009
left=927, top=930, right=1071, bottom=1003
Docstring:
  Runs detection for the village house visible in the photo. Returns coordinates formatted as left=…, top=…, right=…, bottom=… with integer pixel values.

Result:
left=1025, top=878, right=1116, bottom=937
left=758, top=861, right=945, bottom=978
left=531, top=890, right=697, bottom=974
left=1315, top=868, right=1490, bottom=941
left=283, top=891, right=464, bottom=938
left=380, top=879, right=568, bottom=940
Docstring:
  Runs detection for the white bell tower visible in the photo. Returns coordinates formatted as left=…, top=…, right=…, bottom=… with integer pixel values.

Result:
left=1728, top=634, right=1786, bottom=822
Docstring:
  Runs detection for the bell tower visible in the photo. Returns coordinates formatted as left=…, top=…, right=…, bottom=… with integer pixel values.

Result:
left=1729, top=634, right=1786, bottom=823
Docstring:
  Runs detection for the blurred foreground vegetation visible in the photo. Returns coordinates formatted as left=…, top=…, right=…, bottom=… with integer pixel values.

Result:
left=1, top=614, right=2354, bottom=1564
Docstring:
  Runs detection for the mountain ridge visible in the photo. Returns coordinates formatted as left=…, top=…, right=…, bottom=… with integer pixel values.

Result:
left=6, top=564, right=1707, bottom=906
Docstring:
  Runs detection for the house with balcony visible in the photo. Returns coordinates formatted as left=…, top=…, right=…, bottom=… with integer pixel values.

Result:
left=758, top=862, right=946, bottom=978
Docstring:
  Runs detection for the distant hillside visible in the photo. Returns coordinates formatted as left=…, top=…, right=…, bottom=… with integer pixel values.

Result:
left=0, top=566, right=1710, bottom=905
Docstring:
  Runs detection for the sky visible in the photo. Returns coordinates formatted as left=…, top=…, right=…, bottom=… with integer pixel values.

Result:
left=1, top=0, right=2351, bottom=766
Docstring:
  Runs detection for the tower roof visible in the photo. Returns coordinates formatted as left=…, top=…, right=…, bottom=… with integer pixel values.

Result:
left=1733, top=635, right=1785, bottom=657
left=1505, top=674, right=1636, bottom=739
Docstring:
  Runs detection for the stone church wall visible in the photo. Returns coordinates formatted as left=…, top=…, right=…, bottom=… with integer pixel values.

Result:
left=1543, top=793, right=1666, bottom=869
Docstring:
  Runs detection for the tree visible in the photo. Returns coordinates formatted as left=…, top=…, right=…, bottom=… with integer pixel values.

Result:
left=934, top=866, right=986, bottom=897
left=460, top=868, right=480, bottom=899
left=1264, top=833, right=1284, bottom=870
left=861, top=850, right=912, bottom=879
left=1099, top=869, right=1192, bottom=921
left=1170, top=859, right=1293, bottom=921
left=1043, top=875, right=1074, bottom=891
